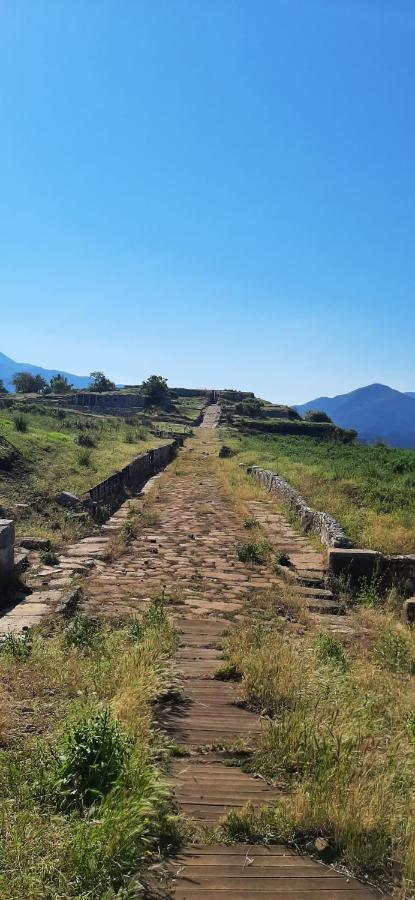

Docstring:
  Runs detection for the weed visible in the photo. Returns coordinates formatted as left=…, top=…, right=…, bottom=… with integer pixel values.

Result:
left=243, top=516, right=259, bottom=529
left=63, top=613, right=102, bottom=650
left=237, top=539, right=272, bottom=564
left=78, top=448, right=91, bottom=467
left=314, top=634, right=347, bottom=670
left=121, top=519, right=137, bottom=544
left=1, top=629, right=33, bottom=661
left=272, top=550, right=291, bottom=569
left=40, top=549, right=59, bottom=566
left=14, top=414, right=27, bottom=432
left=373, top=629, right=413, bottom=673
left=355, top=575, right=383, bottom=607
left=42, top=708, right=129, bottom=811
left=77, top=433, right=96, bottom=448
left=214, top=660, right=242, bottom=681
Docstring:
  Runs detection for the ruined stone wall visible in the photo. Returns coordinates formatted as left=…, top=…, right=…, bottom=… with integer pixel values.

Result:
left=0, top=519, right=15, bottom=579
left=85, top=441, right=179, bottom=506
left=60, top=392, right=145, bottom=412
left=249, top=466, right=352, bottom=548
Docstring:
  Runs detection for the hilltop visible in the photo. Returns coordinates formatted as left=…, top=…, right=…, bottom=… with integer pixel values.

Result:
left=0, top=351, right=91, bottom=392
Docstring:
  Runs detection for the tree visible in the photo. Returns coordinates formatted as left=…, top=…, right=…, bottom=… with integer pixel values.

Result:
left=12, top=372, right=47, bottom=393
left=141, top=375, right=169, bottom=406
left=50, top=374, right=72, bottom=394
left=0, top=379, right=8, bottom=394
left=88, top=371, right=116, bottom=392
left=304, top=409, right=333, bottom=424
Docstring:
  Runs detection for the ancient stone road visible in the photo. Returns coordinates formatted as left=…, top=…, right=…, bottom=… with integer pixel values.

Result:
left=81, top=408, right=377, bottom=898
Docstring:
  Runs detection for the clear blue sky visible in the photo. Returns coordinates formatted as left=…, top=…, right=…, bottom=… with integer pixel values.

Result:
left=1, top=0, right=414, bottom=403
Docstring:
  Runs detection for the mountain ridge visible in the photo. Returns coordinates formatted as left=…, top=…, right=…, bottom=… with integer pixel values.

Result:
left=295, top=383, right=415, bottom=448
left=0, top=351, right=90, bottom=392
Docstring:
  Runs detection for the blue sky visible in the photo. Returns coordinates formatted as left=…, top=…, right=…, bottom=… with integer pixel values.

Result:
left=0, top=0, right=414, bottom=403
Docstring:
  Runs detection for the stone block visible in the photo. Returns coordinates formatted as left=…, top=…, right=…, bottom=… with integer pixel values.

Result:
left=402, top=598, right=415, bottom=625
left=0, top=519, right=15, bottom=578
left=328, top=548, right=382, bottom=587
left=56, top=491, right=81, bottom=509
left=20, top=538, right=51, bottom=550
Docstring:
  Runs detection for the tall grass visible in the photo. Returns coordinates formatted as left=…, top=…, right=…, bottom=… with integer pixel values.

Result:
left=224, top=607, right=415, bottom=894
left=0, top=598, right=179, bottom=899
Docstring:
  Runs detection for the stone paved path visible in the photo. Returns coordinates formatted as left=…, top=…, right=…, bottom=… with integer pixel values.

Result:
left=80, top=408, right=377, bottom=899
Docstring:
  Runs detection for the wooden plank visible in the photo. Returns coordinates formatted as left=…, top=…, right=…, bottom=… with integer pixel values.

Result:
left=171, top=891, right=374, bottom=899
left=171, top=877, right=365, bottom=890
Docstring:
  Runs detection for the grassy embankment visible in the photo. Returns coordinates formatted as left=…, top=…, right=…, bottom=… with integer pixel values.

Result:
left=0, top=596, right=180, bottom=899
left=220, top=428, right=415, bottom=554
left=0, top=403, right=165, bottom=545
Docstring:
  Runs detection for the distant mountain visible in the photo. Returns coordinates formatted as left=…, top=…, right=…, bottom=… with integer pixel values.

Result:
left=295, top=383, right=415, bottom=449
left=0, top=351, right=90, bottom=392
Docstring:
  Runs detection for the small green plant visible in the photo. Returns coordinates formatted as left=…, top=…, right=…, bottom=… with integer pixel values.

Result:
left=355, top=575, right=383, bottom=607
left=407, top=712, right=415, bottom=745
left=2, top=629, right=33, bottom=661
left=40, top=549, right=59, bottom=566
left=272, top=551, right=291, bottom=569
left=122, top=520, right=137, bottom=543
left=78, top=448, right=91, bottom=467
left=373, top=629, right=413, bottom=674
left=63, top=613, right=101, bottom=650
left=142, top=593, right=167, bottom=629
left=49, top=708, right=129, bottom=811
left=14, top=414, right=27, bottom=432
left=214, top=660, right=242, bottom=681
left=315, top=634, right=347, bottom=670
left=125, top=430, right=135, bottom=443
left=237, top=540, right=272, bottom=564
left=243, top=516, right=259, bottom=529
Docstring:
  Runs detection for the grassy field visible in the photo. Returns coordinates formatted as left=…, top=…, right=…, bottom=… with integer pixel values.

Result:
left=220, top=428, right=415, bottom=553
left=0, top=403, right=165, bottom=545
left=218, top=589, right=415, bottom=898
left=0, top=597, right=179, bottom=899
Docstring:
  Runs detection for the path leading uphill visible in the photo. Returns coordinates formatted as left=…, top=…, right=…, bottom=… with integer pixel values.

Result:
left=81, top=406, right=376, bottom=898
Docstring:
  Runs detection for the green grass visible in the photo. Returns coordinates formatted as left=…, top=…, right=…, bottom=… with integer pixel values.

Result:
left=222, top=603, right=415, bottom=895
left=220, top=428, right=415, bottom=553
left=0, top=598, right=179, bottom=899
left=0, top=402, right=164, bottom=545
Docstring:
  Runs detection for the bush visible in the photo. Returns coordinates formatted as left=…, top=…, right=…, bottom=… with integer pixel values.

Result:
left=243, top=516, right=259, bottom=529
left=78, top=449, right=91, bottom=467
left=237, top=540, right=272, bottom=564
left=304, top=409, right=333, bottom=423
left=122, top=520, right=137, bottom=544
left=63, top=614, right=101, bottom=650
left=314, top=634, right=347, bottom=670
left=77, top=433, right=96, bottom=448
left=14, top=414, right=27, bottom=432
left=40, top=549, right=59, bottom=566
left=272, top=551, right=291, bottom=569
left=49, top=708, right=129, bottom=811
left=1, top=629, right=33, bottom=661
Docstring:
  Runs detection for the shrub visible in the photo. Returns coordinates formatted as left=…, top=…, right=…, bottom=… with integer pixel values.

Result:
left=355, top=575, right=383, bottom=607
left=243, top=516, right=259, bottom=529
left=122, top=520, right=137, bottom=544
left=314, top=634, right=347, bottom=670
left=1, top=629, right=33, bottom=661
left=214, top=660, right=242, bottom=681
left=373, top=629, right=413, bottom=673
left=63, top=614, right=101, bottom=650
left=14, top=414, right=27, bottom=432
left=49, top=708, right=129, bottom=811
left=78, top=449, right=91, bottom=467
left=304, top=409, right=333, bottom=423
left=272, top=551, right=291, bottom=569
left=237, top=540, right=272, bottom=564
left=77, top=433, right=96, bottom=448
left=40, top=549, right=59, bottom=566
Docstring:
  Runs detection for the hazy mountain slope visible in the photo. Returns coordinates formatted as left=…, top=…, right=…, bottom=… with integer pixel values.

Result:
left=0, top=351, right=90, bottom=392
left=295, top=383, right=415, bottom=448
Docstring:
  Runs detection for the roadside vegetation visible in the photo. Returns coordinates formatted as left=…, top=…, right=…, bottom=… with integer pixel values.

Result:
left=0, top=402, right=161, bottom=545
left=0, top=597, right=179, bottom=899
left=219, top=429, right=415, bottom=553
left=215, top=589, right=415, bottom=897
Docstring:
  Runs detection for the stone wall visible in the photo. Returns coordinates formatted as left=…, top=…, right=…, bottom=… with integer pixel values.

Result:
left=59, top=392, right=145, bottom=413
left=249, top=466, right=352, bottom=548
left=0, top=519, right=15, bottom=579
left=84, top=440, right=180, bottom=508
left=328, top=548, right=415, bottom=596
